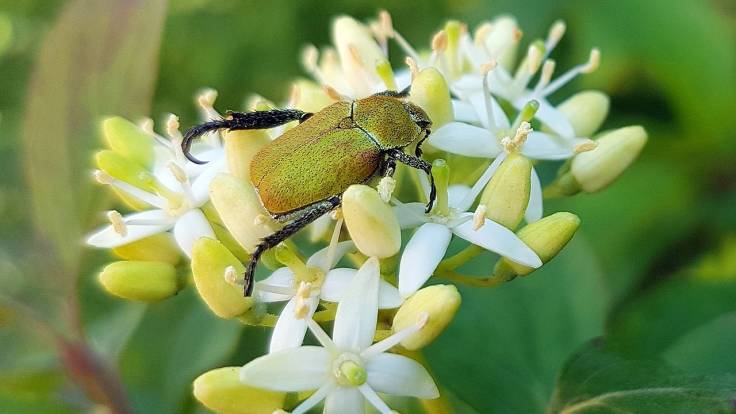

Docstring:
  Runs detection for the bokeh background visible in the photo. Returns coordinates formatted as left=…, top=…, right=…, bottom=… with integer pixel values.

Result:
left=1, top=0, right=735, bottom=413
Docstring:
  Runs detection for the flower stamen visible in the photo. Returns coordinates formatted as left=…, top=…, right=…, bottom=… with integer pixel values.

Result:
left=107, top=210, right=127, bottom=236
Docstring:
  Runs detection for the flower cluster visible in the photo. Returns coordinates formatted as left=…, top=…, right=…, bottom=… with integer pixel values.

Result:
left=86, top=11, right=646, bottom=414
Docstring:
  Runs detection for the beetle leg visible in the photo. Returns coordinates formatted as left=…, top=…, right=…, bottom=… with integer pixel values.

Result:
left=181, top=109, right=311, bottom=164
left=243, top=196, right=341, bottom=297
left=386, top=149, right=436, bottom=213
left=373, top=85, right=411, bottom=98
left=380, top=157, right=397, bottom=177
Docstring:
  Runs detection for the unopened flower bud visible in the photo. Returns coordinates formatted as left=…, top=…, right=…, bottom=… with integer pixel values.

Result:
left=209, top=173, right=281, bottom=253
left=111, top=233, right=181, bottom=265
left=222, top=129, right=270, bottom=182
left=101, top=116, right=154, bottom=167
left=410, top=68, right=453, bottom=128
left=98, top=261, right=178, bottom=302
left=483, top=16, right=520, bottom=70
left=292, top=79, right=335, bottom=113
left=571, top=126, right=647, bottom=192
left=480, top=153, right=532, bottom=229
left=191, top=237, right=254, bottom=318
left=392, top=285, right=461, bottom=350
left=95, top=150, right=153, bottom=191
left=332, top=15, right=385, bottom=97
left=557, top=90, right=610, bottom=137
left=342, top=184, right=400, bottom=258
left=496, top=212, right=580, bottom=276
left=193, top=367, right=284, bottom=414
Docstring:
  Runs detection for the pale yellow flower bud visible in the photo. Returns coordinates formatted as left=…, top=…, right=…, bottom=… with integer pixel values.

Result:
left=112, top=233, right=181, bottom=265
left=480, top=153, right=532, bottom=229
left=496, top=212, right=580, bottom=276
left=98, top=261, right=178, bottom=302
left=392, top=285, right=461, bottom=350
left=101, top=116, right=154, bottom=167
left=95, top=150, right=154, bottom=190
left=342, top=184, right=401, bottom=258
left=291, top=79, right=335, bottom=113
left=222, top=129, right=270, bottom=182
left=332, top=15, right=385, bottom=97
left=557, top=90, right=610, bottom=137
left=209, top=173, right=281, bottom=253
left=482, top=16, right=520, bottom=70
left=191, top=237, right=253, bottom=319
left=193, top=367, right=284, bottom=414
left=409, top=68, right=453, bottom=128
left=571, top=126, right=647, bottom=192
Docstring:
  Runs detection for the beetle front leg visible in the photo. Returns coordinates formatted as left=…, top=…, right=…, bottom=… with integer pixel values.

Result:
left=243, top=196, right=341, bottom=296
left=182, top=109, right=312, bottom=164
left=386, top=149, right=436, bottom=213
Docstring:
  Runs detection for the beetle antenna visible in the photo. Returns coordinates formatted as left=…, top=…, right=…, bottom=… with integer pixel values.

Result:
left=181, top=119, right=231, bottom=164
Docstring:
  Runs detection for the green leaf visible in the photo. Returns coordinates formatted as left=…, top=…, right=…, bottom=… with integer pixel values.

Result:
left=20, top=0, right=166, bottom=290
left=425, top=237, right=609, bottom=413
left=664, top=312, right=736, bottom=377
left=119, top=288, right=242, bottom=414
left=546, top=340, right=736, bottom=414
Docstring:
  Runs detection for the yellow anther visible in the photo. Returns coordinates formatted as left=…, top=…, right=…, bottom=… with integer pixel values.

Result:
left=379, top=10, right=394, bottom=37
left=301, top=44, right=319, bottom=72
left=539, top=60, right=556, bottom=87
left=548, top=20, right=566, bottom=44
left=166, top=114, right=181, bottom=138
left=94, top=170, right=114, bottom=185
left=514, top=28, right=523, bottom=42
left=167, top=161, right=188, bottom=184
left=582, top=48, right=600, bottom=73
left=377, top=176, right=396, bottom=203
left=574, top=139, right=598, bottom=153
left=253, top=214, right=269, bottom=227
left=473, top=204, right=487, bottom=230
left=474, top=22, right=493, bottom=46
left=138, top=117, right=155, bottom=135
left=431, top=30, right=448, bottom=53
left=331, top=207, right=343, bottom=220
left=107, top=210, right=127, bottom=237
left=405, top=56, right=419, bottom=80
left=480, top=60, right=497, bottom=76
left=527, top=44, right=543, bottom=74
left=223, top=266, right=243, bottom=287
left=197, top=88, right=218, bottom=110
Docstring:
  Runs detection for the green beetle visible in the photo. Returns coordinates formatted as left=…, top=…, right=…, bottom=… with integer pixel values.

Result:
left=182, top=89, right=436, bottom=296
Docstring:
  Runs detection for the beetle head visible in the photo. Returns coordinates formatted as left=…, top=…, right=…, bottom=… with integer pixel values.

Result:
left=402, top=101, right=432, bottom=133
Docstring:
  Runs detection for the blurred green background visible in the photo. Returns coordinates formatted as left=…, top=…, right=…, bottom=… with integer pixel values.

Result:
left=1, top=0, right=735, bottom=413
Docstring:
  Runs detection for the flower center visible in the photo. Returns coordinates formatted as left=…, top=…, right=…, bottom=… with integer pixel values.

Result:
left=332, top=353, right=367, bottom=387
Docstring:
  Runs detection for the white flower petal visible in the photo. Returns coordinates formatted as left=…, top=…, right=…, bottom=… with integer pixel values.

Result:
left=398, top=224, right=452, bottom=297
left=452, top=214, right=542, bottom=268
left=366, top=353, right=439, bottom=399
left=428, top=122, right=501, bottom=158
left=324, top=387, right=365, bottom=414
left=292, top=383, right=335, bottom=414
left=191, top=156, right=227, bottom=206
left=522, top=131, right=575, bottom=160
left=451, top=98, right=480, bottom=124
left=332, top=257, right=380, bottom=352
left=467, top=90, right=510, bottom=130
left=240, top=346, right=330, bottom=391
left=173, top=209, right=215, bottom=257
left=269, top=296, right=318, bottom=353
left=307, top=240, right=356, bottom=269
left=525, top=168, right=543, bottom=223
left=257, top=267, right=296, bottom=302
left=86, top=210, right=175, bottom=248
left=320, top=268, right=402, bottom=309
left=454, top=152, right=506, bottom=212
left=393, top=202, right=427, bottom=229
left=359, top=384, right=393, bottom=414
left=447, top=185, right=471, bottom=208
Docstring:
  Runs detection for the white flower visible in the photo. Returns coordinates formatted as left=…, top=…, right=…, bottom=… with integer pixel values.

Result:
left=394, top=165, right=542, bottom=297
left=87, top=93, right=227, bottom=257
left=241, top=257, right=439, bottom=414
left=257, top=238, right=402, bottom=353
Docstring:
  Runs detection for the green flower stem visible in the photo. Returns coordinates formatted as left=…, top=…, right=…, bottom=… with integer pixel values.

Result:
left=436, top=245, right=484, bottom=270
left=433, top=266, right=515, bottom=288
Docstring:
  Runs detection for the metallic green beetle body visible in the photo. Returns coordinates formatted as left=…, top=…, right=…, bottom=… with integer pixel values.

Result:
left=182, top=91, right=433, bottom=297
left=251, top=95, right=428, bottom=215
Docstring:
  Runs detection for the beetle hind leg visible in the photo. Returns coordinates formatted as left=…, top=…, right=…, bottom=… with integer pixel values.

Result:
left=243, top=196, right=341, bottom=296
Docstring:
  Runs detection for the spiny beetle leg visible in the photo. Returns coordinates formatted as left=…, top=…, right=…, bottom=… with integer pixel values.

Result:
left=386, top=149, right=436, bottom=213
left=373, top=85, right=411, bottom=98
left=243, top=196, right=341, bottom=296
left=181, top=109, right=311, bottom=164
